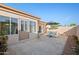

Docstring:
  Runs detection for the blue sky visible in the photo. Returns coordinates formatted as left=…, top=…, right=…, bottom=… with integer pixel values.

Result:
left=5, top=3, right=79, bottom=25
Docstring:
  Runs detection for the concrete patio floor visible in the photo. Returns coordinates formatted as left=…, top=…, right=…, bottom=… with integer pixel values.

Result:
left=6, top=36, right=67, bottom=55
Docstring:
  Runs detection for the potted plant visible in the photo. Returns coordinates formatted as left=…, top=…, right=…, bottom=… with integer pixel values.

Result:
left=0, top=22, right=8, bottom=55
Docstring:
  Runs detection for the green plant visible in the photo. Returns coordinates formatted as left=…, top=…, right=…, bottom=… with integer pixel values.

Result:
left=73, top=36, right=79, bottom=55
left=0, top=23, right=8, bottom=55
left=47, top=22, right=60, bottom=29
left=70, top=23, right=76, bottom=26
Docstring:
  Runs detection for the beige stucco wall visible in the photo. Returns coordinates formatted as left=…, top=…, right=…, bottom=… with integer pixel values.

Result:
left=51, top=26, right=76, bottom=36
left=76, top=25, right=79, bottom=39
left=56, top=27, right=74, bottom=35
left=52, top=26, right=78, bottom=39
left=60, top=25, right=79, bottom=39
left=62, top=26, right=77, bottom=37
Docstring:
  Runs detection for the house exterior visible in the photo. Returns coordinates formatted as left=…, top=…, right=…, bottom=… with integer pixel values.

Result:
left=0, top=4, right=47, bottom=44
left=38, top=20, right=47, bottom=34
left=46, top=24, right=51, bottom=32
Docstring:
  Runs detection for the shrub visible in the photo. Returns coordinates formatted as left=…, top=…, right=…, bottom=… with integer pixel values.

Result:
left=0, top=24, right=8, bottom=55
left=73, top=35, right=79, bottom=55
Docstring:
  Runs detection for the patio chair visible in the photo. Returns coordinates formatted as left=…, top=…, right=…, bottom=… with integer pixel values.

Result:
left=47, top=31, right=57, bottom=38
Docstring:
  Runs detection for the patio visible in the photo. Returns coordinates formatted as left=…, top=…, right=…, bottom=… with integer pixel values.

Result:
left=6, top=35, right=67, bottom=55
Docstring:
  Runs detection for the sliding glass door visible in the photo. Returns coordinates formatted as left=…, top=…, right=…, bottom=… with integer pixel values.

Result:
left=11, top=17, right=18, bottom=34
left=0, top=15, right=10, bottom=35
left=21, top=20, right=24, bottom=31
left=25, top=21, right=28, bottom=31
left=0, top=15, right=37, bottom=35
left=0, top=15, right=18, bottom=35
left=30, top=21, right=36, bottom=33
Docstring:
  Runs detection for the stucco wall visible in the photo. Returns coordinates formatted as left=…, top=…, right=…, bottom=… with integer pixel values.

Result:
left=60, top=27, right=72, bottom=35
left=52, top=26, right=76, bottom=36
left=52, top=26, right=78, bottom=39
left=62, top=26, right=77, bottom=37
left=62, top=25, right=79, bottom=39
left=76, top=25, right=79, bottom=39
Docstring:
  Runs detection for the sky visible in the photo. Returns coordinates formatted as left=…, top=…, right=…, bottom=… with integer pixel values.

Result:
left=5, top=3, right=79, bottom=25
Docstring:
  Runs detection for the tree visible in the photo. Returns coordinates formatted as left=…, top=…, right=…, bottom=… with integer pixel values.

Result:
left=70, top=23, right=76, bottom=26
left=47, top=22, right=59, bottom=25
left=47, top=22, right=60, bottom=29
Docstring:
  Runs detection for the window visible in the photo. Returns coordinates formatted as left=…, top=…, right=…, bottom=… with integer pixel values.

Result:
left=0, top=15, right=10, bottom=35
left=21, top=20, right=24, bottom=31
left=25, top=21, right=27, bottom=31
left=11, top=18, right=18, bottom=34
left=30, top=21, right=36, bottom=33
left=33, top=22, right=36, bottom=32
